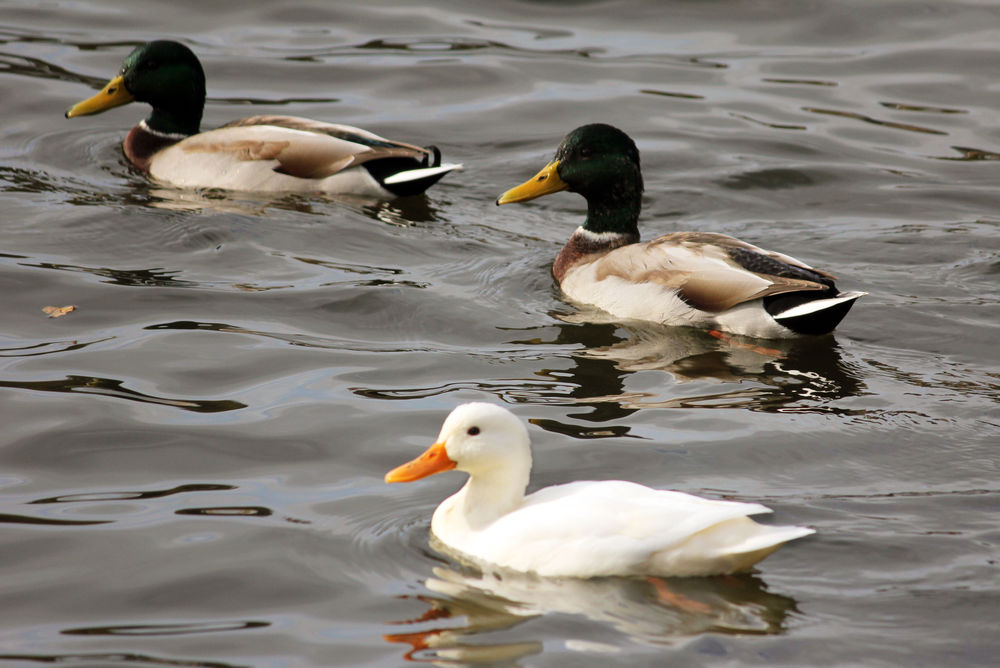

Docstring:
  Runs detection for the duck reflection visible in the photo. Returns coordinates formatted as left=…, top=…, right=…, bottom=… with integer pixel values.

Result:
left=524, top=317, right=865, bottom=427
left=385, top=561, right=798, bottom=663
left=144, top=185, right=442, bottom=225
left=352, top=318, right=865, bottom=435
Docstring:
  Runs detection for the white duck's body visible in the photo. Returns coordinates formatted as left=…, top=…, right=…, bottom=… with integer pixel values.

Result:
left=387, top=403, right=814, bottom=578
left=433, top=478, right=812, bottom=578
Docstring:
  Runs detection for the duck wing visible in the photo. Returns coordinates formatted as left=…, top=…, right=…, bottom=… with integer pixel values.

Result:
left=468, top=481, right=804, bottom=577
left=179, top=115, right=435, bottom=179
left=594, top=231, right=836, bottom=313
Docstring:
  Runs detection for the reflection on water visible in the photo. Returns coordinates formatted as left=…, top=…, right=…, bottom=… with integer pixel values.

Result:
left=0, top=375, right=246, bottom=412
left=803, top=107, right=948, bottom=136
left=0, top=482, right=250, bottom=528
left=941, top=146, right=1000, bottom=161
left=30, top=483, right=235, bottom=504
left=175, top=506, right=272, bottom=517
left=143, top=184, right=444, bottom=225
left=0, top=512, right=109, bottom=527
left=0, top=652, right=246, bottom=668
left=0, top=49, right=99, bottom=87
left=62, top=620, right=270, bottom=636
left=354, top=318, right=867, bottom=437
left=0, top=337, right=112, bottom=357
left=541, top=320, right=866, bottom=417
left=147, top=319, right=430, bottom=353
left=19, top=258, right=198, bottom=288
left=385, top=563, right=797, bottom=663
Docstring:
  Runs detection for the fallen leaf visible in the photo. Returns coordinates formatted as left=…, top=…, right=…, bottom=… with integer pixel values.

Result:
left=42, top=305, right=76, bottom=318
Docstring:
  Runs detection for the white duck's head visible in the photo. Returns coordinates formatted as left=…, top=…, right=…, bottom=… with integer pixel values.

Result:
left=385, top=403, right=532, bottom=483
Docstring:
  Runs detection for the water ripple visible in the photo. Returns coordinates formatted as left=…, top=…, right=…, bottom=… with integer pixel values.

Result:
left=0, top=512, right=109, bottom=527
left=20, top=260, right=198, bottom=288
left=31, top=484, right=236, bottom=505
left=0, top=652, right=245, bottom=668
left=802, top=106, right=948, bottom=135
left=0, top=337, right=113, bottom=357
left=0, top=375, right=246, bottom=412
left=62, top=620, right=270, bottom=637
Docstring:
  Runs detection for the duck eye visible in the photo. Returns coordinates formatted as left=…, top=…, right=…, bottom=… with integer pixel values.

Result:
left=467, top=426, right=480, bottom=436
left=579, top=147, right=593, bottom=159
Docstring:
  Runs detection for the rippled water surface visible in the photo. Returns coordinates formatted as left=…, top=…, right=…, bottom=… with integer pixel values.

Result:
left=1, top=1, right=998, bottom=665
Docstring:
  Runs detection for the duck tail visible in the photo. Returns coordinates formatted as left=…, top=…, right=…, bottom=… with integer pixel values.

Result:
left=382, top=163, right=462, bottom=186
left=423, top=145, right=442, bottom=168
left=770, top=291, right=866, bottom=335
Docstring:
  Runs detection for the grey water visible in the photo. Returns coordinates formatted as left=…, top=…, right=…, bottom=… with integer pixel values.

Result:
left=0, top=0, right=998, bottom=666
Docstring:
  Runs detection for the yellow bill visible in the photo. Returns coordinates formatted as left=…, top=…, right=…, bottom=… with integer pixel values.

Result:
left=496, top=160, right=567, bottom=205
left=385, top=441, right=456, bottom=483
left=65, top=75, right=135, bottom=118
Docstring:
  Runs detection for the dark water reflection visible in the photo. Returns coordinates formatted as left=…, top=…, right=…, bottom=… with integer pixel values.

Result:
left=0, top=375, right=246, bottom=412
left=354, top=320, right=867, bottom=433
left=0, top=652, right=247, bottom=668
left=31, top=483, right=235, bottom=504
left=1, top=0, right=999, bottom=666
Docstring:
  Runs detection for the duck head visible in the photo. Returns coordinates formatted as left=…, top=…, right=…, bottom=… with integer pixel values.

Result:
left=497, top=123, right=644, bottom=235
left=66, top=40, right=206, bottom=136
left=385, top=403, right=531, bottom=483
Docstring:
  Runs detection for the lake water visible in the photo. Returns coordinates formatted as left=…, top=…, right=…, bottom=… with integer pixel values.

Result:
left=1, top=1, right=998, bottom=666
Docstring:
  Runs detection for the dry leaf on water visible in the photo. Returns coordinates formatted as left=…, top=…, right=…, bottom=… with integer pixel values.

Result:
left=42, top=305, right=76, bottom=318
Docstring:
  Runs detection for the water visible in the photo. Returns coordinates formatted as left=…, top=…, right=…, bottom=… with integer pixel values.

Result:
left=1, top=0, right=998, bottom=665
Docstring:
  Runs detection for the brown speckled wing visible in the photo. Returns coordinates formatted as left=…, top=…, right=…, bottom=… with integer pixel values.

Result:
left=593, top=233, right=830, bottom=313
left=180, top=118, right=428, bottom=179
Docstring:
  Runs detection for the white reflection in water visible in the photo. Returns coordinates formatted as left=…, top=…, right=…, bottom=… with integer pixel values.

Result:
left=385, top=561, right=797, bottom=663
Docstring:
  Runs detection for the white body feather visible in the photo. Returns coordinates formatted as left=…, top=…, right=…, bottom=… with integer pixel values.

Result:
left=397, top=403, right=814, bottom=578
left=433, top=479, right=813, bottom=577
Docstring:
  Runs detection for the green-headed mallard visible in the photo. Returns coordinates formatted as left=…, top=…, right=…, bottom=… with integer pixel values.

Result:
left=497, top=123, right=864, bottom=338
left=66, top=40, right=461, bottom=197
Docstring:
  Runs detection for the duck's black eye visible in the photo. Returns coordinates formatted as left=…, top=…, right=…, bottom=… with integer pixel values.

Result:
left=467, top=426, right=480, bottom=436
left=579, top=147, right=593, bottom=159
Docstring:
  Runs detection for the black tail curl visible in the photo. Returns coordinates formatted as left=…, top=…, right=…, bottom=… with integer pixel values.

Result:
left=424, top=145, right=442, bottom=167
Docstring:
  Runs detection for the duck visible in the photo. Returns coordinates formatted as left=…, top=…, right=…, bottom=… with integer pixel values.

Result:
left=496, top=123, right=864, bottom=338
left=385, top=403, right=814, bottom=577
left=65, top=40, right=461, bottom=197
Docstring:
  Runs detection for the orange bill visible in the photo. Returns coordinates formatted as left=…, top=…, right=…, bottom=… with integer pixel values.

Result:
left=496, top=160, right=567, bottom=204
left=385, top=441, right=456, bottom=483
left=66, top=75, right=135, bottom=118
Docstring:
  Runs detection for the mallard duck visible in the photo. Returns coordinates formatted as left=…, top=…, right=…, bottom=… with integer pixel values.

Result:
left=496, top=124, right=864, bottom=338
left=65, top=40, right=461, bottom=197
left=385, top=403, right=814, bottom=577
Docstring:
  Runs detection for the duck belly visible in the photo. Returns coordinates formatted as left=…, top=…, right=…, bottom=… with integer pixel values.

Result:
left=559, top=266, right=795, bottom=338
left=148, top=144, right=392, bottom=196
left=560, top=267, right=699, bottom=324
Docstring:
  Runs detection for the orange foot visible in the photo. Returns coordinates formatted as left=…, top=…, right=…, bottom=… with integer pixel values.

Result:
left=387, top=595, right=453, bottom=625
left=383, top=629, right=439, bottom=661
left=708, top=330, right=784, bottom=357
left=646, top=577, right=712, bottom=614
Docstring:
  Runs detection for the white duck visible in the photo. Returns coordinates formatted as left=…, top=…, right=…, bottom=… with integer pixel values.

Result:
left=385, top=403, right=814, bottom=577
